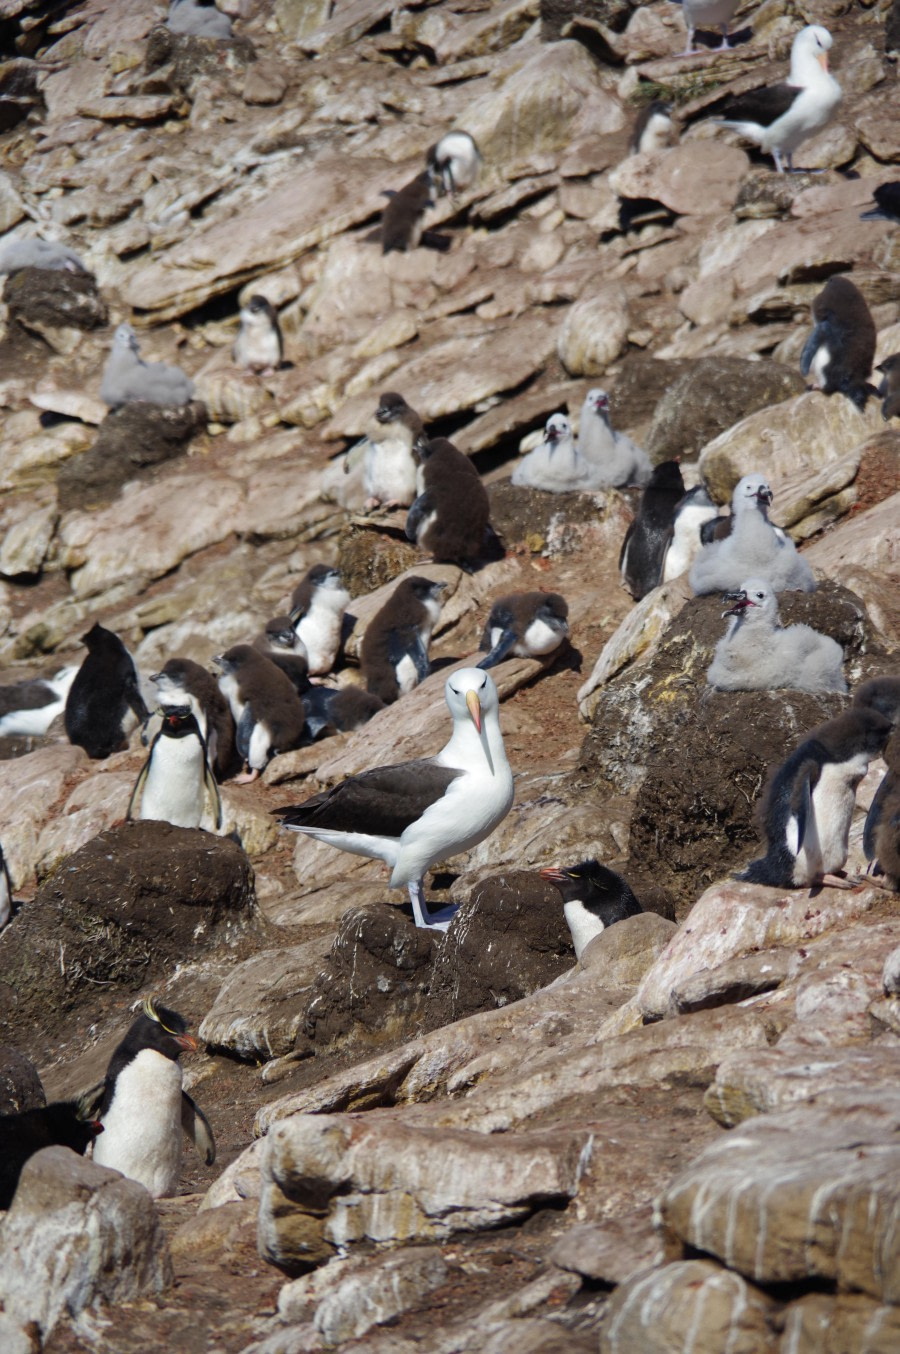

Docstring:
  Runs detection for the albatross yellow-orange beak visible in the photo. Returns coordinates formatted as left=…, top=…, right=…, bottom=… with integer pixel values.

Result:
left=465, top=689, right=482, bottom=733
left=816, top=52, right=828, bottom=71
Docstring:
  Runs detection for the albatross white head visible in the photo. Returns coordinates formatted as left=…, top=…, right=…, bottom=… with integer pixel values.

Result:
left=791, top=24, right=833, bottom=81
left=440, top=666, right=506, bottom=776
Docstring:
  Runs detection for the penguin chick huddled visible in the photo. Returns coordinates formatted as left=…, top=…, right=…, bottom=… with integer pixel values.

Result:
left=150, top=657, right=238, bottom=781
left=233, top=294, right=283, bottom=374
left=302, top=685, right=385, bottom=741
left=100, top=324, right=194, bottom=409
left=426, top=131, right=482, bottom=197
left=127, top=705, right=222, bottom=831
left=478, top=592, right=569, bottom=670
left=738, top=708, right=892, bottom=889
left=254, top=616, right=311, bottom=696
left=0, top=1101, right=102, bottom=1209
left=800, top=275, right=877, bottom=411
left=540, top=860, right=642, bottom=960
left=92, top=998, right=214, bottom=1199
left=362, top=391, right=424, bottom=510
left=512, top=414, right=599, bottom=493
left=406, top=436, right=491, bottom=566
left=166, top=0, right=233, bottom=38
left=707, top=579, right=846, bottom=694
left=689, top=474, right=815, bottom=596
left=213, top=645, right=307, bottom=782
left=660, top=483, right=720, bottom=583
left=290, top=564, right=350, bottom=676
left=619, top=460, right=685, bottom=600
left=876, top=355, right=900, bottom=421
left=381, top=171, right=436, bottom=255
left=361, top=576, right=447, bottom=705
left=577, top=389, right=652, bottom=487
left=630, top=100, right=677, bottom=154
left=65, top=623, right=149, bottom=760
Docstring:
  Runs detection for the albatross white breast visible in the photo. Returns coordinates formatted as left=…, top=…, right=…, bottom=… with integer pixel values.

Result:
left=275, top=667, right=514, bottom=931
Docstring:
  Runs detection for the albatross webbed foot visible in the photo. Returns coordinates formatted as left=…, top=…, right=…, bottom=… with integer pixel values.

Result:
left=407, top=880, right=458, bottom=932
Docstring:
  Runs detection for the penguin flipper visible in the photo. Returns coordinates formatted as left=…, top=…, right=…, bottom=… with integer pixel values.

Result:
left=793, top=761, right=817, bottom=854
left=405, top=491, right=433, bottom=544
left=181, top=1090, right=216, bottom=1166
left=863, top=770, right=896, bottom=863
left=477, top=627, right=518, bottom=670
left=618, top=521, right=635, bottom=574
left=800, top=321, right=831, bottom=377
left=126, top=758, right=150, bottom=821
left=235, top=705, right=255, bottom=763
left=125, top=674, right=151, bottom=726
left=205, top=761, right=223, bottom=831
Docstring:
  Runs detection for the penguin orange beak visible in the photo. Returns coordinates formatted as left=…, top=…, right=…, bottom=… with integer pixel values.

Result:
left=465, top=689, right=482, bottom=733
left=540, top=866, right=568, bottom=884
left=175, top=1033, right=199, bottom=1053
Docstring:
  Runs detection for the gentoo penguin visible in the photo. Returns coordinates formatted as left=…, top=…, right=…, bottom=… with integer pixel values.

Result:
left=860, top=182, right=900, bottom=224
left=426, top=131, right=482, bottom=197
left=800, top=275, right=877, bottom=411
left=707, top=579, right=846, bottom=693
left=100, top=324, right=194, bottom=409
left=127, top=705, right=222, bottom=831
left=0, top=237, right=87, bottom=275
left=619, top=460, right=685, bottom=600
left=92, top=998, right=215, bottom=1200
left=688, top=474, right=815, bottom=596
left=512, top=414, right=599, bottom=493
left=290, top=563, right=350, bottom=676
left=150, top=656, right=238, bottom=781
left=676, top=0, right=740, bottom=55
left=213, top=645, right=307, bottom=782
left=406, top=436, right=491, bottom=566
left=166, top=0, right=233, bottom=38
left=660, top=483, right=720, bottom=582
left=0, top=1102, right=103, bottom=1209
left=875, top=355, right=900, bottom=421
left=253, top=616, right=311, bottom=696
left=577, top=389, right=652, bottom=487
left=477, top=592, right=569, bottom=670
left=276, top=666, right=514, bottom=931
left=302, top=685, right=385, bottom=741
left=540, top=860, right=642, bottom=959
left=233, top=295, right=283, bottom=374
left=361, top=391, right=424, bottom=510
left=630, top=101, right=677, bottom=155
left=381, top=171, right=438, bottom=255
left=0, top=664, right=78, bottom=737
left=361, top=576, right=447, bottom=705
left=738, top=708, right=892, bottom=889
left=712, top=25, right=842, bottom=174
left=65, top=623, right=149, bottom=760
left=0, top=841, right=13, bottom=930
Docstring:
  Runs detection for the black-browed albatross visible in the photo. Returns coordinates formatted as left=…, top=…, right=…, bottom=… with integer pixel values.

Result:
left=275, top=667, right=514, bottom=931
left=712, top=24, right=841, bottom=174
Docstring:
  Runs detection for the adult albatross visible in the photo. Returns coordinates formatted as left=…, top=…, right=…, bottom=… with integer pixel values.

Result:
left=275, top=667, right=514, bottom=931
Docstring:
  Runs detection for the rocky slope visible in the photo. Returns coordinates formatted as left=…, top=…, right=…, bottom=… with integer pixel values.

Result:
left=0, top=0, right=899, bottom=1351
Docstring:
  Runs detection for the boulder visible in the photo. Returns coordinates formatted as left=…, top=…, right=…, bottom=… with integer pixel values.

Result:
left=2, top=267, right=107, bottom=342
left=557, top=287, right=629, bottom=377
left=0, top=821, right=256, bottom=1051
left=0, top=1146, right=172, bottom=1338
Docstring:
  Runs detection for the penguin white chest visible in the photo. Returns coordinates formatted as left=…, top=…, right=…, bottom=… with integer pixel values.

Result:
left=809, top=343, right=831, bottom=388
left=563, top=900, right=605, bottom=960
left=296, top=599, right=345, bottom=675
left=235, top=315, right=280, bottom=372
left=395, top=652, right=420, bottom=695
left=523, top=617, right=563, bottom=656
left=793, top=756, right=866, bottom=880
left=93, top=1050, right=183, bottom=1198
left=140, top=736, right=206, bottom=829
left=364, top=435, right=417, bottom=505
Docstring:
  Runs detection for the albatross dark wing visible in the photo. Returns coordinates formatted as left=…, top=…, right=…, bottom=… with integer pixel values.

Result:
left=276, top=758, right=463, bottom=838
left=718, top=82, right=801, bottom=128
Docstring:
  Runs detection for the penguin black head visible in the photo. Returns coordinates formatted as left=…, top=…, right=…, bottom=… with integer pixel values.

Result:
left=540, top=859, right=642, bottom=938
left=536, top=594, right=569, bottom=625
left=81, top=622, right=121, bottom=652
left=647, top=461, right=684, bottom=493
left=376, top=392, right=413, bottom=425
left=158, top=705, right=202, bottom=739
left=117, top=998, right=199, bottom=1065
left=263, top=616, right=300, bottom=650
left=852, top=675, right=900, bottom=726
left=244, top=294, right=276, bottom=320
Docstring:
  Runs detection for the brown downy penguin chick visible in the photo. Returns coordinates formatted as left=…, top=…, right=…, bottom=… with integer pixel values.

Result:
left=0, top=1101, right=103, bottom=1209
left=233, top=295, right=283, bottom=374
left=876, top=355, right=900, bottom=421
left=478, top=592, right=569, bottom=670
left=800, top=275, right=877, bottom=411
left=362, top=392, right=424, bottom=510
left=64, top=623, right=149, bottom=759
left=381, top=171, right=438, bottom=255
left=630, top=101, right=677, bottom=154
left=852, top=674, right=900, bottom=724
left=361, top=576, right=447, bottom=705
left=863, top=732, right=900, bottom=890
left=150, top=657, right=238, bottom=782
left=406, top=436, right=491, bottom=566
left=302, top=685, right=385, bottom=741
left=739, top=708, right=892, bottom=889
left=253, top=617, right=311, bottom=697
left=212, top=645, right=307, bottom=782
left=290, top=564, right=350, bottom=675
